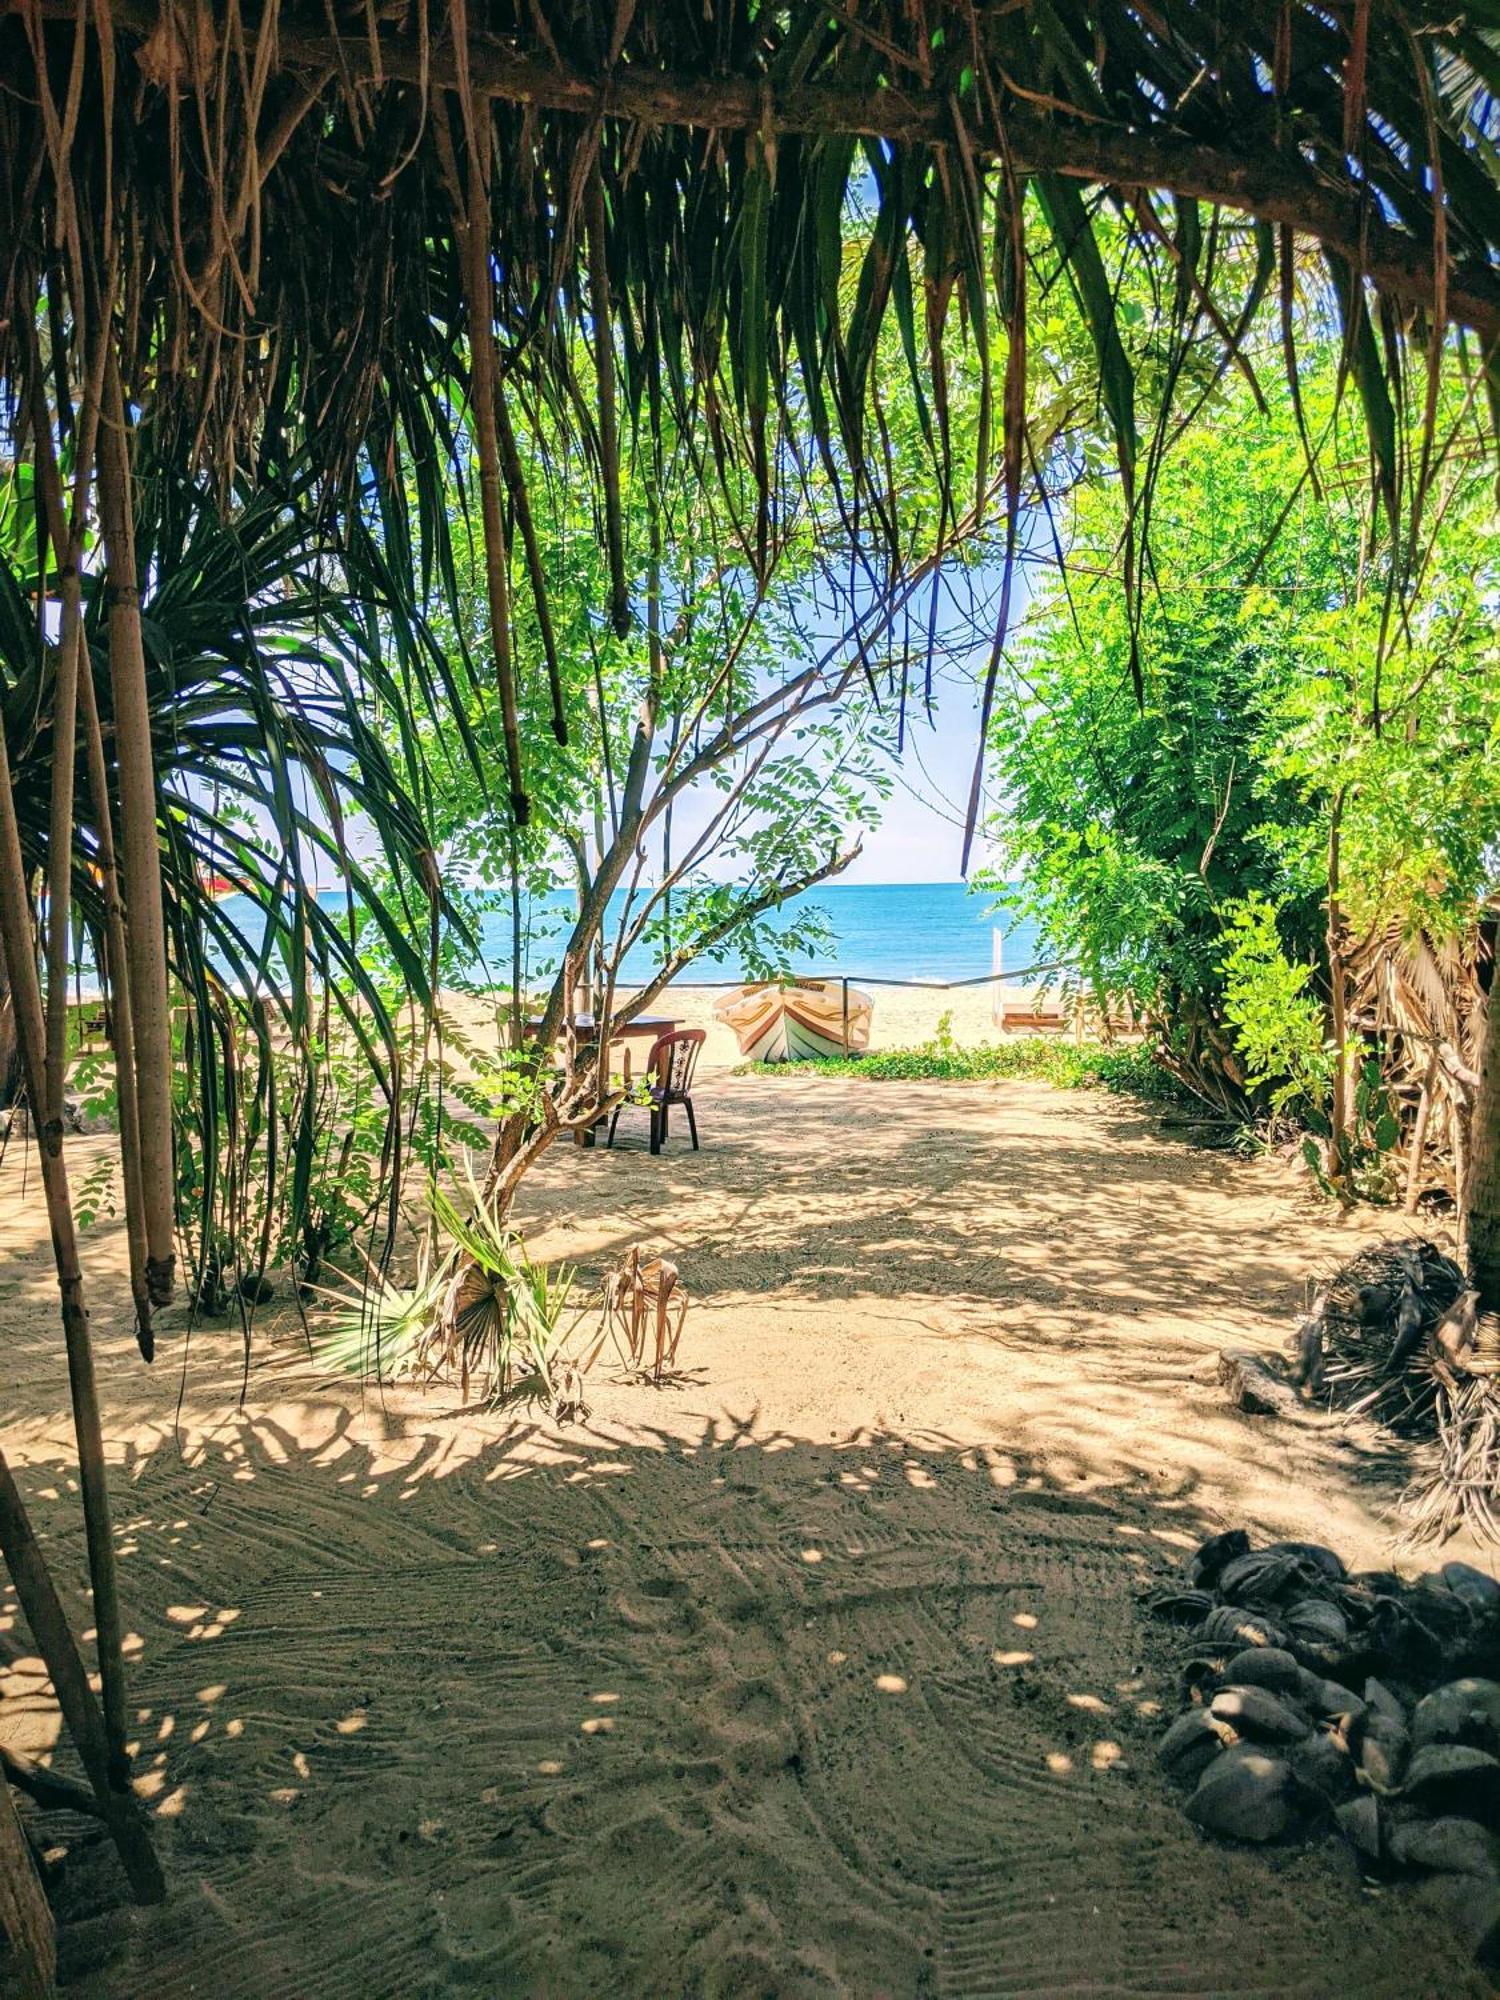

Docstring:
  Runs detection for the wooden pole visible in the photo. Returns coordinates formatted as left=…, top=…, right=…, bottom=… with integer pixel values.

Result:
left=1403, top=1051, right=1440, bottom=1215
left=0, top=703, right=135, bottom=1779
left=0, top=1453, right=164, bottom=1903
left=0, top=1772, right=55, bottom=2000
left=95, top=359, right=177, bottom=1309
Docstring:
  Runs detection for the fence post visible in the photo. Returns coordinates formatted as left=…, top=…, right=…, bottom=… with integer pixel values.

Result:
left=841, top=976, right=849, bottom=1055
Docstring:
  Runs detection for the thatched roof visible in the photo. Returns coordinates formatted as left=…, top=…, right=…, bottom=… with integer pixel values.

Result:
left=5, top=3, right=1496, bottom=519
left=5, top=1, right=1494, bottom=838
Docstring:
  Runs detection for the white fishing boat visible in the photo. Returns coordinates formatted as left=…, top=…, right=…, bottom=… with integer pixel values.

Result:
left=713, top=979, right=873, bottom=1062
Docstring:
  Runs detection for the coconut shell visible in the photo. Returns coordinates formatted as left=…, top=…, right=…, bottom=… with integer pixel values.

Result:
left=1223, top=1647, right=1302, bottom=1694
left=1389, top=1815, right=1500, bottom=1880
left=1186, top=1745, right=1298, bottom=1843
left=1210, top=1684, right=1312, bottom=1744
left=1158, top=1707, right=1231, bottom=1782
left=1199, top=1605, right=1289, bottom=1651
left=1402, top=1742, right=1500, bottom=1811
left=1187, top=1527, right=1251, bottom=1589
left=1290, top=1726, right=1357, bottom=1806
left=1147, top=1586, right=1216, bottom=1625
left=1358, top=1715, right=1410, bottom=1794
left=1441, top=1563, right=1500, bottom=1615
left=1218, top=1550, right=1303, bottom=1608
left=1264, top=1540, right=1348, bottom=1583
left=1364, top=1678, right=1408, bottom=1732
left=1297, top=1672, right=1367, bottom=1727
left=1335, top=1793, right=1383, bottom=1862
left=1284, top=1599, right=1350, bottom=1649
left=1412, top=1679, right=1500, bottom=1756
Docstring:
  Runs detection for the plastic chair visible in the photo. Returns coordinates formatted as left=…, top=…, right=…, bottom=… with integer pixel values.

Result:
left=607, top=1028, right=705, bottom=1154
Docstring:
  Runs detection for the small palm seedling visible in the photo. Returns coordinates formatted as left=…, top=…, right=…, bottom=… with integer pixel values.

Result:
left=421, top=1170, right=574, bottom=1408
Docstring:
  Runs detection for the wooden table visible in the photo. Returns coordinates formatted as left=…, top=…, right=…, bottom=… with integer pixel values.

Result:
left=523, top=1014, right=682, bottom=1141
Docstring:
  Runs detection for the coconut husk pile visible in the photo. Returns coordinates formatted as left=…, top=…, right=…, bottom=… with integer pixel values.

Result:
left=1148, top=1528, right=1500, bottom=1965
left=1290, top=1237, right=1500, bottom=1541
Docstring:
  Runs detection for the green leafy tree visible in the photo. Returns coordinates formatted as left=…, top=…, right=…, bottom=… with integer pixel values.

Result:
left=983, top=362, right=1500, bottom=1136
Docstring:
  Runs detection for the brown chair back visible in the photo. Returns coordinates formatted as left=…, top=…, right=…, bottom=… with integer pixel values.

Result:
left=649, top=1028, right=705, bottom=1101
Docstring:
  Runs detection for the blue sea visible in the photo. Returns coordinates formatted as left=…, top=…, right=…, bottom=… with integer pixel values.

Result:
left=204, top=881, right=1045, bottom=992
left=554, top=880, right=1044, bottom=986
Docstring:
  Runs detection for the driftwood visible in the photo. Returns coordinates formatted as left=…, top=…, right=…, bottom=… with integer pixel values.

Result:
left=0, top=1776, right=55, bottom=2000
left=1218, top=1349, right=1327, bottom=1426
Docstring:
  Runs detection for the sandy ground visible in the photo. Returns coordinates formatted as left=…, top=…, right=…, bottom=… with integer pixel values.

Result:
left=1, top=991, right=1491, bottom=1997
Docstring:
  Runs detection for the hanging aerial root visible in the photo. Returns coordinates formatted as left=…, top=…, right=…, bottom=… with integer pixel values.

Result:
left=585, top=150, right=630, bottom=638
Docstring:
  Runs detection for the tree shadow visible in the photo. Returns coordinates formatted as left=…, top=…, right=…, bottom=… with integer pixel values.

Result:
left=2, top=1410, right=1484, bottom=1998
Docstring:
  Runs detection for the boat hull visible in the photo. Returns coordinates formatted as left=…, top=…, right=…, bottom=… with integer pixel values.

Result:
left=713, top=980, right=873, bottom=1063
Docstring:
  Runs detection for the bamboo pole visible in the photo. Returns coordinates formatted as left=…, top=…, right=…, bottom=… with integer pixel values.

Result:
left=28, top=289, right=107, bottom=1128
left=27, top=383, right=86, bottom=1136
left=95, top=356, right=176, bottom=1307
left=1468, top=981, right=1500, bottom=1309
left=584, top=155, right=629, bottom=638
left=0, top=1453, right=164, bottom=1904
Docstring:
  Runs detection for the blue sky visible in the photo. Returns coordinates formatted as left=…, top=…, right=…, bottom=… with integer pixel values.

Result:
left=844, top=655, right=993, bottom=882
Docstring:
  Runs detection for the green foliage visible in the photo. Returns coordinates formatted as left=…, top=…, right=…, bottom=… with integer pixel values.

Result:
left=980, top=357, right=1500, bottom=1114
left=1301, top=1059, right=1403, bottom=1204
left=741, top=1017, right=1182, bottom=1101
left=318, top=1170, right=573, bottom=1406
left=1219, top=895, right=1331, bottom=1116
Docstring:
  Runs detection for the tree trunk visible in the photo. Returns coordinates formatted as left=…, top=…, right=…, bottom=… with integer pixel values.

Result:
left=0, top=954, right=19, bottom=1111
left=1468, top=978, right=1500, bottom=1313
left=1325, top=798, right=1351, bottom=1190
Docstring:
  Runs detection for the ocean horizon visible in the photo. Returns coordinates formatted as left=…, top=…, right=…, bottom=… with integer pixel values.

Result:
left=462, top=879, right=1047, bottom=989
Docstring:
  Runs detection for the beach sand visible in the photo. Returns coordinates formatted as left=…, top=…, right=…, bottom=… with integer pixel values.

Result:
left=1, top=999, right=1486, bottom=1997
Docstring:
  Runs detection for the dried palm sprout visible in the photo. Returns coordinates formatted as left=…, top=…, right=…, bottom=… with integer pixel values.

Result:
left=592, top=1247, right=688, bottom=1384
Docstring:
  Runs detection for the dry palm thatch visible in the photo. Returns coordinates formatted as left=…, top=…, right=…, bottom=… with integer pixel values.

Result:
left=1297, top=1234, right=1500, bottom=1542
left=1346, top=911, right=1492, bottom=1214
